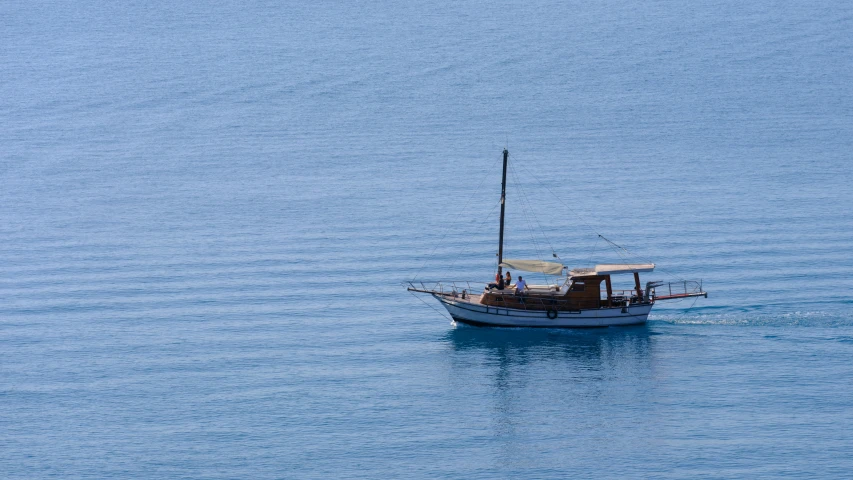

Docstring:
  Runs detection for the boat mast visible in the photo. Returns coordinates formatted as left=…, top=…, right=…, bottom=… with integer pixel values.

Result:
left=497, top=149, right=508, bottom=273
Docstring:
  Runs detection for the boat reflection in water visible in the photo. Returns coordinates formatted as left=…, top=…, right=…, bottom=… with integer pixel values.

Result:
left=445, top=323, right=654, bottom=370
left=441, top=324, right=659, bottom=458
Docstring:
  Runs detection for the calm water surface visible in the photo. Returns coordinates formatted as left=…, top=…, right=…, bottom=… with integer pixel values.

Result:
left=2, top=1, right=853, bottom=478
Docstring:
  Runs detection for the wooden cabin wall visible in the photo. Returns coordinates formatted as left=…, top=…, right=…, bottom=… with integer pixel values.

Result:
left=478, top=275, right=611, bottom=311
left=563, top=276, right=605, bottom=309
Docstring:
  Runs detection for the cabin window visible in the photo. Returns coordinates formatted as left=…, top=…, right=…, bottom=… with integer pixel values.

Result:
left=570, top=281, right=585, bottom=292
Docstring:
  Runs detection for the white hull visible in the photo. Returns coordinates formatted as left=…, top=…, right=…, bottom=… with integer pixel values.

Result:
left=436, top=295, right=652, bottom=328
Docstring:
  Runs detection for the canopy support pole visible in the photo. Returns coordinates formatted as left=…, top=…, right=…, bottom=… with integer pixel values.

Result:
left=634, top=272, right=643, bottom=300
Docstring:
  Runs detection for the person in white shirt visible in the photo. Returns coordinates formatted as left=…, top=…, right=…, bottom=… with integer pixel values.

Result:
left=515, top=276, right=527, bottom=295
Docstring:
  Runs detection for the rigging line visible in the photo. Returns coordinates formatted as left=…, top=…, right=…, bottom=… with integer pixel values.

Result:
left=507, top=152, right=559, bottom=259
left=601, top=235, right=631, bottom=263
left=407, top=290, right=452, bottom=321
left=512, top=163, right=560, bottom=283
left=597, top=231, right=632, bottom=263
left=508, top=160, right=545, bottom=263
left=510, top=153, right=654, bottom=268
left=512, top=152, right=686, bottom=280
left=508, top=161, right=561, bottom=284
left=516, top=159, right=559, bottom=260
left=686, top=295, right=701, bottom=312
left=603, top=235, right=639, bottom=264
left=512, top=169, right=546, bottom=281
left=586, top=235, right=600, bottom=267
left=512, top=151, right=616, bottom=270
left=510, top=151, right=604, bottom=239
left=598, top=234, right=633, bottom=257
left=598, top=233, right=687, bottom=282
left=516, top=171, right=556, bottom=283
left=437, top=199, right=502, bottom=281
left=410, top=153, right=504, bottom=281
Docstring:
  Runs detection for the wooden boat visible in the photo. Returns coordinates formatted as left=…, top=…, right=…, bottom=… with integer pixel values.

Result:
left=408, top=149, right=706, bottom=328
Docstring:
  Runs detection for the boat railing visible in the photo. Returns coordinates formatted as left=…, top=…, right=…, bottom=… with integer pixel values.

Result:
left=647, top=280, right=707, bottom=301
left=605, top=289, right=642, bottom=306
left=408, top=281, right=665, bottom=311
left=406, top=281, right=487, bottom=299
left=609, top=289, right=639, bottom=297
left=409, top=280, right=708, bottom=310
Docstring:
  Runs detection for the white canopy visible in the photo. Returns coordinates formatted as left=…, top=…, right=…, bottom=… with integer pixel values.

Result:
left=499, top=259, right=566, bottom=275
left=570, top=263, right=655, bottom=276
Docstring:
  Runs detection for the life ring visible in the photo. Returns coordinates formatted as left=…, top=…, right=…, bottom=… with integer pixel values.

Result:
left=546, top=309, right=558, bottom=319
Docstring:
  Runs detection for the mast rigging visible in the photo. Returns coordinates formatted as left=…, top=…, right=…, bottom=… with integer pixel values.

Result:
left=497, top=148, right=508, bottom=271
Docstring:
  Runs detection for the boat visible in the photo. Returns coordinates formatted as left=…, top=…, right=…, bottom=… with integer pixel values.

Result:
left=407, top=149, right=707, bottom=328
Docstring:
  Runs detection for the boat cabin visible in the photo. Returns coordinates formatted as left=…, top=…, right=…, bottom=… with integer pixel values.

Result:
left=479, top=263, right=655, bottom=311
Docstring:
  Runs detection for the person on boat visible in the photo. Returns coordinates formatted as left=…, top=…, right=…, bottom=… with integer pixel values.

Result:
left=515, top=276, right=528, bottom=295
left=487, top=271, right=505, bottom=290
left=505, top=271, right=512, bottom=288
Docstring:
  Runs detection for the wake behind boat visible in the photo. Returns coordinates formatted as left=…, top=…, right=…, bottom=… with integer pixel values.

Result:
left=407, top=149, right=707, bottom=328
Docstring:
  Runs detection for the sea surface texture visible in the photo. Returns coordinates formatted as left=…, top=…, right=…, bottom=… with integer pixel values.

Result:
left=3, top=1, right=853, bottom=478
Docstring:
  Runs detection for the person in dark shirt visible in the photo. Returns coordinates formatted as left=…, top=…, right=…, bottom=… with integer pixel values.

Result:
left=488, top=271, right=505, bottom=290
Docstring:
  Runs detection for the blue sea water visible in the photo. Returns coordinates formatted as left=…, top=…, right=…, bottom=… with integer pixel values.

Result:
left=2, top=1, right=853, bottom=477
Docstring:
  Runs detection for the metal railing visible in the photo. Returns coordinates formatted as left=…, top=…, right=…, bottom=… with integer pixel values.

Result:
left=408, top=278, right=706, bottom=309
left=647, top=280, right=706, bottom=300
left=406, top=280, right=487, bottom=299
left=609, top=289, right=639, bottom=296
